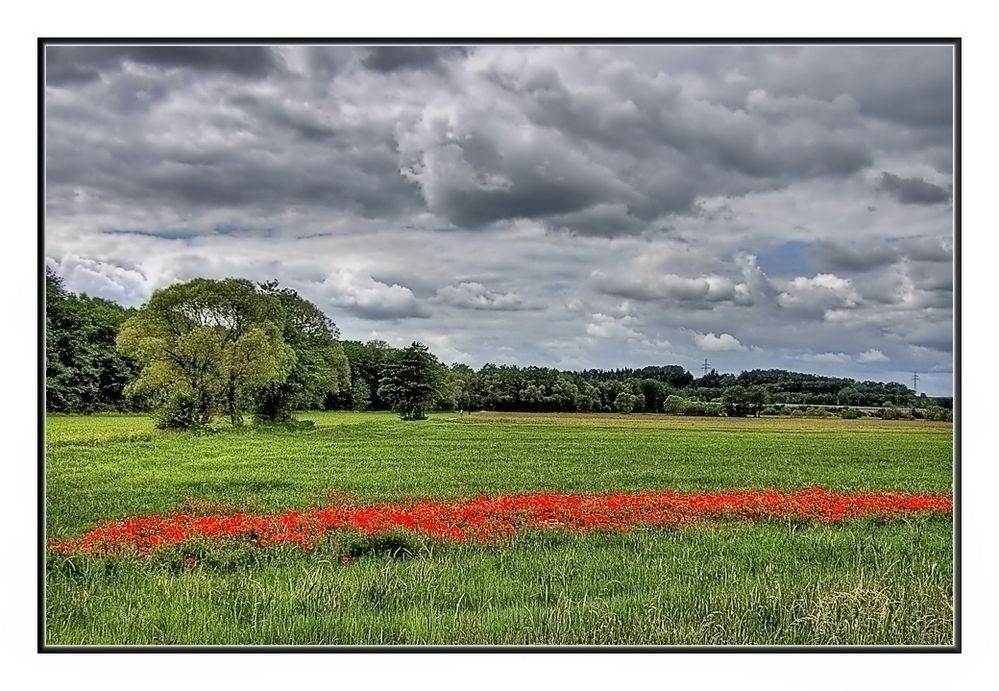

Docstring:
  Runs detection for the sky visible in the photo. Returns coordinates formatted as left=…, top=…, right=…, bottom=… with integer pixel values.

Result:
left=43, top=43, right=955, bottom=395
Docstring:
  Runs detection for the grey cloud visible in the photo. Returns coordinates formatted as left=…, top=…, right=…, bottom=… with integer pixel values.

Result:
left=362, top=46, right=470, bottom=73
left=594, top=270, right=738, bottom=305
left=46, top=45, right=285, bottom=85
left=43, top=44, right=955, bottom=394
left=900, top=237, right=953, bottom=263
left=814, top=240, right=900, bottom=272
left=546, top=203, right=646, bottom=238
left=394, top=48, right=879, bottom=235
left=815, top=237, right=952, bottom=275
left=434, top=282, right=542, bottom=312
left=877, top=172, right=951, bottom=205
left=398, top=110, right=637, bottom=227
left=124, top=46, right=285, bottom=77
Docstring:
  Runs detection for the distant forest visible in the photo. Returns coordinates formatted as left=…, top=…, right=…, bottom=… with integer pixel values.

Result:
left=44, top=270, right=952, bottom=419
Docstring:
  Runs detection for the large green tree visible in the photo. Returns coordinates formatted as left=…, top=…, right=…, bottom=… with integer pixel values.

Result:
left=252, top=280, right=350, bottom=422
left=377, top=342, right=441, bottom=420
left=117, top=278, right=295, bottom=428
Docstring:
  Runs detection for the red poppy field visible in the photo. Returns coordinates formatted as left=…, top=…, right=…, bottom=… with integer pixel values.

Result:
left=50, top=488, right=952, bottom=557
left=45, top=411, right=955, bottom=646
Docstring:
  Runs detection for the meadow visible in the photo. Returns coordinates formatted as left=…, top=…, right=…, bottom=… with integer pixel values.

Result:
left=44, top=411, right=955, bottom=647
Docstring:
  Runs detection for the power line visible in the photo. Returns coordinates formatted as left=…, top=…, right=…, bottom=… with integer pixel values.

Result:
left=912, top=371, right=919, bottom=393
left=702, top=358, right=711, bottom=376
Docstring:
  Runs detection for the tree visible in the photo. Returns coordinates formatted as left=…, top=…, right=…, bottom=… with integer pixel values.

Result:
left=721, top=385, right=750, bottom=417
left=45, top=268, right=139, bottom=412
left=575, top=381, right=600, bottom=411
left=336, top=340, right=400, bottom=410
left=349, top=378, right=372, bottom=411
left=117, top=278, right=295, bottom=428
left=377, top=342, right=441, bottom=420
left=639, top=378, right=668, bottom=413
left=747, top=385, right=771, bottom=418
left=613, top=390, right=638, bottom=414
left=252, top=280, right=349, bottom=423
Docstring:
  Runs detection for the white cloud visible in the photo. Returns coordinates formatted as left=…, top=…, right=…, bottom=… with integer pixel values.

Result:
left=585, top=313, right=643, bottom=340
left=691, top=331, right=747, bottom=352
left=320, top=269, right=428, bottom=320
left=777, top=273, right=862, bottom=313
left=858, top=348, right=889, bottom=363
left=808, top=352, right=851, bottom=364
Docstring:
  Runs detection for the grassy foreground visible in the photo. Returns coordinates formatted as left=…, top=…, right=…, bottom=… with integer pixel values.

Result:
left=44, top=411, right=954, bottom=646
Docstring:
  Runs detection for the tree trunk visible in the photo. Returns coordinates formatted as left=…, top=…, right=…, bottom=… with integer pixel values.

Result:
left=227, top=382, right=242, bottom=427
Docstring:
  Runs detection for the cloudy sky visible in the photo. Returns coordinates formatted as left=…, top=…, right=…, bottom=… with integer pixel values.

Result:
left=43, top=43, right=955, bottom=394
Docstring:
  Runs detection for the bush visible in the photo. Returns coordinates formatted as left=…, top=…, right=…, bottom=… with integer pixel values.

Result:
left=839, top=407, right=860, bottom=419
left=924, top=405, right=953, bottom=422
left=682, top=400, right=721, bottom=417
left=789, top=409, right=804, bottom=418
left=155, top=391, right=200, bottom=429
left=880, top=405, right=912, bottom=420
left=664, top=395, right=687, bottom=415
left=759, top=406, right=781, bottom=416
left=804, top=407, right=830, bottom=418
left=253, top=382, right=295, bottom=424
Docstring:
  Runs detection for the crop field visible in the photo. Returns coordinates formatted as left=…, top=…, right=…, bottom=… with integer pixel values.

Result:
left=44, top=411, right=955, bottom=647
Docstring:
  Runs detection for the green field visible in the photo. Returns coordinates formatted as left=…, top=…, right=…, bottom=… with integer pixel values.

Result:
left=44, top=411, right=955, bottom=646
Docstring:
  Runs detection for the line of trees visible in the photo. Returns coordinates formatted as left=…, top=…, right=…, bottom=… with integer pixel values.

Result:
left=44, top=272, right=952, bottom=427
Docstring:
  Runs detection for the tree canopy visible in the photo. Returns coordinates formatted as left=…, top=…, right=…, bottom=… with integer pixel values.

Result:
left=377, top=342, right=441, bottom=421
left=116, top=278, right=295, bottom=427
left=252, top=280, right=350, bottom=423
left=45, top=268, right=138, bottom=413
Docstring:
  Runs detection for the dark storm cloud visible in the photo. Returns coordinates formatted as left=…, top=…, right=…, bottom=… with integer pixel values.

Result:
left=46, top=45, right=285, bottom=85
left=123, top=46, right=285, bottom=77
left=394, top=47, right=885, bottom=236
left=876, top=172, right=951, bottom=205
left=361, top=46, right=470, bottom=73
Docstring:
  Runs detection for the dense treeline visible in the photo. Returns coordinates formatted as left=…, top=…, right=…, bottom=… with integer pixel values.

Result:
left=44, top=272, right=952, bottom=424
left=45, top=269, right=140, bottom=412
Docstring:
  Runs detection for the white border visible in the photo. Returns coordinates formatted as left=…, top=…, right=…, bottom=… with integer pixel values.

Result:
left=5, top=1, right=996, bottom=689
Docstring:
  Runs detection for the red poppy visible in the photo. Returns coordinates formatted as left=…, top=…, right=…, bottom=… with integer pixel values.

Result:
left=48, top=488, right=952, bottom=557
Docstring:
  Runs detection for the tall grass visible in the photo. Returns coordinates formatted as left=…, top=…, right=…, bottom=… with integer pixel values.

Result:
left=45, top=520, right=952, bottom=645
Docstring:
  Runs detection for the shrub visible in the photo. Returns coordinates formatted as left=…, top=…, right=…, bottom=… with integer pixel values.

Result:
left=924, top=405, right=953, bottom=422
left=839, top=407, right=860, bottom=419
left=879, top=404, right=913, bottom=420
left=154, top=391, right=200, bottom=429
left=682, top=400, right=721, bottom=417
left=664, top=395, right=687, bottom=415
left=253, top=382, right=295, bottom=424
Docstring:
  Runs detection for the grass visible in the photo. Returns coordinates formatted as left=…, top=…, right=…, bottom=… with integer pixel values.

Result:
left=44, top=411, right=955, bottom=646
